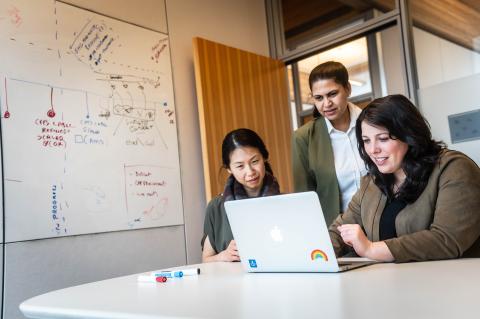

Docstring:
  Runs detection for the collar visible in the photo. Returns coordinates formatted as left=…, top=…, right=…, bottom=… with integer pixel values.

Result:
left=325, top=102, right=361, bottom=134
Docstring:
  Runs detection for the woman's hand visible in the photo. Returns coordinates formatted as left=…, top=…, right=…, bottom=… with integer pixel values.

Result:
left=216, top=240, right=240, bottom=262
left=202, top=237, right=240, bottom=263
left=337, top=224, right=372, bottom=257
left=337, top=224, right=395, bottom=262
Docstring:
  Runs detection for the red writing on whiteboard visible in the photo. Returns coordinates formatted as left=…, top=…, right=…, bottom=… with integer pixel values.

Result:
left=35, top=119, right=74, bottom=128
left=35, top=119, right=73, bottom=148
left=135, top=191, right=158, bottom=197
left=136, top=171, right=152, bottom=177
left=7, top=6, right=22, bottom=27
left=135, top=180, right=165, bottom=186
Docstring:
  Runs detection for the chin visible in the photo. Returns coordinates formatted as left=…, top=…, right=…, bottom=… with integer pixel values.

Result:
left=378, top=167, right=394, bottom=174
left=324, top=114, right=337, bottom=120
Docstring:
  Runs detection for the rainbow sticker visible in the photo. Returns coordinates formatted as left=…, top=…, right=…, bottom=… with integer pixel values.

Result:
left=311, top=249, right=328, bottom=261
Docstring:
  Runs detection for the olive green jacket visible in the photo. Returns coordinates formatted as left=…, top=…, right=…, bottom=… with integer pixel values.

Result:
left=292, top=116, right=340, bottom=225
left=329, top=150, right=480, bottom=262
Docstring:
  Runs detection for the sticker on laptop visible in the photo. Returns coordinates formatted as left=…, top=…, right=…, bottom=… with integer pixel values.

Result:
left=248, top=259, right=258, bottom=268
left=311, top=249, right=328, bottom=261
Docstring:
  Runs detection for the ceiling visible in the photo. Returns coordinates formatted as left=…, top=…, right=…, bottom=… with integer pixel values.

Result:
left=282, top=0, right=480, bottom=53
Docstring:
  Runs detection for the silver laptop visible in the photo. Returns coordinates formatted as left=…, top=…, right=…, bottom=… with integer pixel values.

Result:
left=225, top=191, right=375, bottom=272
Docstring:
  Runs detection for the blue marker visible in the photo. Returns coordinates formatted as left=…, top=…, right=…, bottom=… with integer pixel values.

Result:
left=153, top=270, right=183, bottom=278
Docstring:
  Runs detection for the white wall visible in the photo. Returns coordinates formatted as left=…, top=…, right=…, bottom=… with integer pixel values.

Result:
left=378, top=25, right=407, bottom=96
left=6, top=1, right=269, bottom=318
left=60, top=0, right=168, bottom=33
left=165, top=0, right=269, bottom=264
left=5, top=227, right=186, bottom=319
left=414, top=27, right=480, bottom=165
left=414, top=28, right=480, bottom=89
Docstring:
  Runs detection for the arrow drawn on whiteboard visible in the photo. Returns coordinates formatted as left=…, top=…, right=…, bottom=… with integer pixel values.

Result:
left=126, top=90, right=134, bottom=107
left=85, top=92, right=90, bottom=119
left=47, top=87, right=56, bottom=118
left=96, top=71, right=162, bottom=89
left=140, top=85, right=147, bottom=109
left=3, top=77, right=11, bottom=118
left=153, top=123, right=168, bottom=150
left=113, top=117, right=124, bottom=136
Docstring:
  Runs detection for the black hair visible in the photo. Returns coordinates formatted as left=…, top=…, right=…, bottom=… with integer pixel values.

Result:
left=221, top=128, right=273, bottom=175
left=355, top=94, right=445, bottom=203
left=308, top=61, right=350, bottom=118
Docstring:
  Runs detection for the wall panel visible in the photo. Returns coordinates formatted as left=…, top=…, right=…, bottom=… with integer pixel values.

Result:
left=193, top=38, right=293, bottom=200
left=4, top=226, right=186, bottom=319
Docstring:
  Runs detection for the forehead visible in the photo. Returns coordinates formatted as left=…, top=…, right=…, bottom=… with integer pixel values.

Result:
left=311, top=78, right=344, bottom=95
left=229, top=146, right=261, bottom=162
left=361, top=122, right=389, bottom=135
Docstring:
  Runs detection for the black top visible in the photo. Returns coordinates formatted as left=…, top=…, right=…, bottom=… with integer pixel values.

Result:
left=379, top=198, right=407, bottom=241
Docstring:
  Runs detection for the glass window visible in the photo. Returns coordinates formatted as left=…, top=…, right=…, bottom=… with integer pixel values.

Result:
left=411, top=0, right=480, bottom=164
left=289, top=24, right=407, bottom=129
left=281, top=0, right=396, bottom=51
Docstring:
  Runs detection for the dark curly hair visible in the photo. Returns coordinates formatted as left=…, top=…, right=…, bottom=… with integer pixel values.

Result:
left=221, top=128, right=273, bottom=175
left=355, top=95, right=445, bottom=202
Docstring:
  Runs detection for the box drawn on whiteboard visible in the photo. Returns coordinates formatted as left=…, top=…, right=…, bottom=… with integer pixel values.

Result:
left=124, top=165, right=176, bottom=225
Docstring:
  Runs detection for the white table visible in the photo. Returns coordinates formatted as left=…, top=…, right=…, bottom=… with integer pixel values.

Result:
left=20, top=259, right=480, bottom=319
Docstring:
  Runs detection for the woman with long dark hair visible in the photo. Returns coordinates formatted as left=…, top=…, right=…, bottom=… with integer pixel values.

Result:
left=201, top=128, right=280, bottom=262
left=329, top=95, right=480, bottom=262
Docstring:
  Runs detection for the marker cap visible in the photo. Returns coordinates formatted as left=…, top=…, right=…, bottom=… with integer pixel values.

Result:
left=156, top=276, right=168, bottom=283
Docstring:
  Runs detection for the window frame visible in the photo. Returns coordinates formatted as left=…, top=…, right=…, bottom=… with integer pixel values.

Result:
left=265, top=0, right=419, bottom=121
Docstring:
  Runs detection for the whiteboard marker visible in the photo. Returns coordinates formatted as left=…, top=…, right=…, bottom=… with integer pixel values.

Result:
left=152, top=270, right=183, bottom=278
left=152, top=268, right=200, bottom=277
left=177, top=268, right=200, bottom=276
left=137, top=275, right=168, bottom=283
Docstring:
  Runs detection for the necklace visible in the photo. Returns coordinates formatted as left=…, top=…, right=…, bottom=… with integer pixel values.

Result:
left=393, top=181, right=403, bottom=194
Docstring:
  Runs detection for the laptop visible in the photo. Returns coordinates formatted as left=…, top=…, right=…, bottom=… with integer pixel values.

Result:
left=224, top=191, right=375, bottom=272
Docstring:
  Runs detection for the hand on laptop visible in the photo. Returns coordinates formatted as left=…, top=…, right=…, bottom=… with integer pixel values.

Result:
left=337, top=224, right=394, bottom=262
left=217, top=240, right=241, bottom=262
left=337, top=224, right=372, bottom=257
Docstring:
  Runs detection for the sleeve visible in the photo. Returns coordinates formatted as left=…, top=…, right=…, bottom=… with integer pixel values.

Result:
left=292, top=130, right=316, bottom=192
left=385, top=155, right=480, bottom=262
left=201, top=198, right=218, bottom=252
left=328, top=177, right=368, bottom=257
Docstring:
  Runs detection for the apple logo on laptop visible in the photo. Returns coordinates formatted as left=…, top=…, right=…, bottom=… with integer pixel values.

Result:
left=270, top=225, right=283, bottom=242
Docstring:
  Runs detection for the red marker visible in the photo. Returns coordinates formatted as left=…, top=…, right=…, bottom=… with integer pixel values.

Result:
left=137, top=275, right=168, bottom=283
left=156, top=276, right=167, bottom=283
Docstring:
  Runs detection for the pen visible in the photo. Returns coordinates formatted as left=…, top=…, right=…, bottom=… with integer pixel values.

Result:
left=178, top=268, right=200, bottom=276
left=137, top=275, right=168, bottom=283
left=153, top=270, right=183, bottom=278
left=152, top=268, right=200, bottom=277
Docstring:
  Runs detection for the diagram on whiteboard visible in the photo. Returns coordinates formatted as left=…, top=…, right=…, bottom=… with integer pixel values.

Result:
left=0, top=0, right=184, bottom=241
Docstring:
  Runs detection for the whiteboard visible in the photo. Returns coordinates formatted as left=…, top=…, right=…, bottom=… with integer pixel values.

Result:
left=0, top=0, right=184, bottom=241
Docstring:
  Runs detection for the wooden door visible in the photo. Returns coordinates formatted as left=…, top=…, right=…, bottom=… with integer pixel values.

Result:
left=193, top=37, right=293, bottom=200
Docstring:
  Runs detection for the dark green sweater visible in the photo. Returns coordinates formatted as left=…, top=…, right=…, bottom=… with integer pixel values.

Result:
left=202, top=196, right=233, bottom=254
